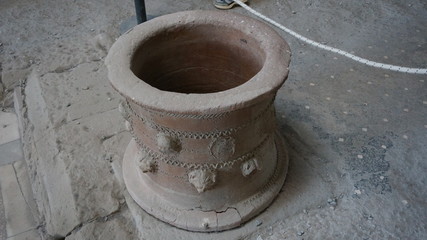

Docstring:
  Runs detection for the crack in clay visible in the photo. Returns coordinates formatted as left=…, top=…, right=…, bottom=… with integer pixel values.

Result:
left=184, top=206, right=241, bottom=230
left=217, top=207, right=241, bottom=218
left=187, top=206, right=240, bottom=215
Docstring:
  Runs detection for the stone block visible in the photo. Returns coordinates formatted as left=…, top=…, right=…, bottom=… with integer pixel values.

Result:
left=13, top=160, right=40, bottom=225
left=0, top=163, right=38, bottom=237
left=7, top=229, right=41, bottom=240
left=0, top=140, right=23, bottom=166
left=64, top=208, right=137, bottom=240
left=18, top=60, right=129, bottom=237
left=0, top=111, right=20, bottom=145
left=24, top=109, right=127, bottom=237
left=1, top=69, right=30, bottom=90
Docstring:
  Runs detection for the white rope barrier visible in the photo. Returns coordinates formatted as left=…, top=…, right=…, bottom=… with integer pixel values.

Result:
left=233, top=0, right=427, bottom=75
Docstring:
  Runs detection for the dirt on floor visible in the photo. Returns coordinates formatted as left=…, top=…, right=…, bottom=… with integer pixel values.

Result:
left=1, top=0, right=426, bottom=239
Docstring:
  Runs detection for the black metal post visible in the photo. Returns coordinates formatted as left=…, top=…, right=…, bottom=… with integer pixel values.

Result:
left=134, top=0, right=147, bottom=24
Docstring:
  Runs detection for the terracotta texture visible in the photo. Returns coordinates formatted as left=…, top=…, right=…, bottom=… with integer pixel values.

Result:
left=106, top=10, right=291, bottom=232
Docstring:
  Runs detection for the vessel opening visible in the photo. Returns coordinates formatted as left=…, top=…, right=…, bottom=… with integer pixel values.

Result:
left=131, top=24, right=265, bottom=94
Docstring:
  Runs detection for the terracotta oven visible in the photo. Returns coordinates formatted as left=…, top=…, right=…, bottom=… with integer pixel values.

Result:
left=106, top=10, right=291, bottom=232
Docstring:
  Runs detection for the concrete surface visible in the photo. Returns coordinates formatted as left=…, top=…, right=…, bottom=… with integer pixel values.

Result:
left=0, top=111, right=41, bottom=239
left=0, top=112, right=20, bottom=145
left=0, top=0, right=426, bottom=239
left=0, top=140, right=24, bottom=167
left=0, top=164, right=37, bottom=237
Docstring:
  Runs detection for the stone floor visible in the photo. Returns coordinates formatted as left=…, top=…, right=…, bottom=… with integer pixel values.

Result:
left=0, top=111, right=41, bottom=240
left=0, top=0, right=426, bottom=239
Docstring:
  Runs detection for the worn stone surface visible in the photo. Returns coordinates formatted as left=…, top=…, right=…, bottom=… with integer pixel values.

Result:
left=65, top=207, right=137, bottom=240
left=1, top=69, right=30, bottom=92
left=0, top=111, right=20, bottom=145
left=13, top=160, right=40, bottom=226
left=17, top=68, right=130, bottom=237
left=2, top=0, right=427, bottom=239
left=7, top=230, right=42, bottom=240
left=0, top=186, right=5, bottom=240
left=0, top=140, right=24, bottom=166
left=0, top=163, right=39, bottom=238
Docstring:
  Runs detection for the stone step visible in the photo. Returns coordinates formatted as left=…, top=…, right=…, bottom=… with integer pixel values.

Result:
left=0, top=162, right=41, bottom=239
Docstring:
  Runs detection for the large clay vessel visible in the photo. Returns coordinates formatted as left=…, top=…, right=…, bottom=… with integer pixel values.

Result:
left=106, top=10, right=291, bottom=232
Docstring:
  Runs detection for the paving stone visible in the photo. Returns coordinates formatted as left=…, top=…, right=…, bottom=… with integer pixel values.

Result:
left=64, top=207, right=137, bottom=240
left=0, top=164, right=37, bottom=237
left=1, top=68, right=30, bottom=91
left=0, top=183, right=6, bottom=240
left=7, top=229, right=41, bottom=240
left=0, top=111, right=20, bottom=145
left=0, top=140, right=24, bottom=167
left=13, top=160, right=40, bottom=225
left=20, top=69, right=128, bottom=236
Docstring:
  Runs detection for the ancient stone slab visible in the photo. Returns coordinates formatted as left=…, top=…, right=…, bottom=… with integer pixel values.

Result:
left=1, top=69, right=30, bottom=91
left=7, top=229, right=41, bottom=240
left=17, top=60, right=129, bottom=237
left=24, top=62, right=120, bottom=126
left=13, top=160, right=40, bottom=226
left=0, top=185, right=6, bottom=240
left=0, top=111, right=20, bottom=145
left=64, top=207, right=137, bottom=240
left=0, top=164, right=37, bottom=237
left=28, top=131, right=80, bottom=236
left=0, top=140, right=23, bottom=166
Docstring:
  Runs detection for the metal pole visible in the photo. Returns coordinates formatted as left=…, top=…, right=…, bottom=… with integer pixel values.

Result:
left=134, top=0, right=147, bottom=24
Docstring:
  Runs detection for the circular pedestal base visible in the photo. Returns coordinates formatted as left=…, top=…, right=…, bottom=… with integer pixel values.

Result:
left=123, top=131, right=289, bottom=232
